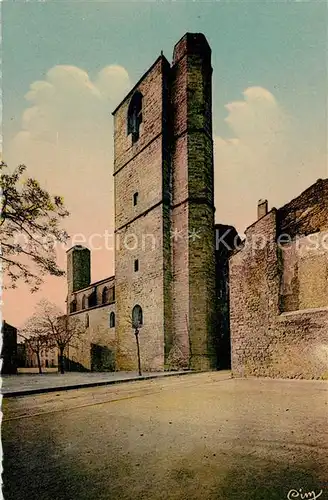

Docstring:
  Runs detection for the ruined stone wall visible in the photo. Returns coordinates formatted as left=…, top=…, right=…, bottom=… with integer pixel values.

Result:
left=280, top=232, right=328, bottom=312
left=277, top=179, right=328, bottom=239
left=230, top=181, right=328, bottom=379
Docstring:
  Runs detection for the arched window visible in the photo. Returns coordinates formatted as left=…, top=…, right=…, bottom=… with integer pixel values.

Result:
left=85, top=313, right=89, bottom=328
left=102, top=287, right=109, bottom=304
left=109, top=312, right=115, bottom=328
left=127, top=91, right=143, bottom=144
left=132, top=304, right=143, bottom=328
left=88, top=290, right=97, bottom=308
left=70, top=299, right=77, bottom=313
left=82, top=295, right=87, bottom=309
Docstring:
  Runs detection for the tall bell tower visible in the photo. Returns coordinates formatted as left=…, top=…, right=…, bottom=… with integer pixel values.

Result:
left=113, top=33, right=216, bottom=371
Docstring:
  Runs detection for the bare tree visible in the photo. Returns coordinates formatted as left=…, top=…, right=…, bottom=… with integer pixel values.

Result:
left=19, top=323, right=51, bottom=374
left=23, top=299, right=85, bottom=374
left=0, top=162, right=69, bottom=292
left=52, top=314, right=85, bottom=374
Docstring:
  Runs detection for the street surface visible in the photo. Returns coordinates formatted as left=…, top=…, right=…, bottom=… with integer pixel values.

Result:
left=1, top=370, right=189, bottom=396
left=2, top=372, right=328, bottom=500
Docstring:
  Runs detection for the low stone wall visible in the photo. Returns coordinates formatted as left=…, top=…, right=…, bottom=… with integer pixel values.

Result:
left=232, top=308, right=328, bottom=380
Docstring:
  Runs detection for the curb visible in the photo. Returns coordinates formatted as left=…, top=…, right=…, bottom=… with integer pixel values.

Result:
left=1, top=370, right=198, bottom=398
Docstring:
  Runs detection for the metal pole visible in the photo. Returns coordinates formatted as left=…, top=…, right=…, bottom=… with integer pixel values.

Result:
left=135, top=328, right=142, bottom=376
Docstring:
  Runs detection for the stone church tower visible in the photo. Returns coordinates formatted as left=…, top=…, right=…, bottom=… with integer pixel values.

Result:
left=66, top=246, right=91, bottom=304
left=113, top=33, right=216, bottom=372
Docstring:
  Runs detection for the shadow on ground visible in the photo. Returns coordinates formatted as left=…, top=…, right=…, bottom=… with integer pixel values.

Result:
left=3, top=419, right=326, bottom=500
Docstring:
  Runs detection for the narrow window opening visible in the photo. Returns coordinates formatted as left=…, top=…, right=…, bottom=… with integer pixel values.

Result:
left=132, top=305, right=143, bottom=328
left=109, top=312, right=115, bottom=328
left=133, top=192, right=139, bottom=206
left=134, top=259, right=139, bottom=272
left=127, top=92, right=143, bottom=144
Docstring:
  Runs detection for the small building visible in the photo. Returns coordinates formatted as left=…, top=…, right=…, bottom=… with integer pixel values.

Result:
left=230, top=179, right=328, bottom=380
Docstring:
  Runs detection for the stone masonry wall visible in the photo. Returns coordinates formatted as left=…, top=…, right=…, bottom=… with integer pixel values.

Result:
left=230, top=181, right=328, bottom=379
left=68, top=303, right=116, bottom=371
left=67, top=246, right=91, bottom=297
left=162, top=69, right=174, bottom=368
left=71, top=277, right=115, bottom=311
left=168, top=46, right=190, bottom=370
left=114, top=207, right=165, bottom=371
left=230, top=211, right=281, bottom=378
left=113, top=57, right=170, bottom=371
left=280, top=232, right=328, bottom=312
left=67, top=274, right=116, bottom=371
left=277, top=179, right=328, bottom=239
left=169, top=33, right=217, bottom=371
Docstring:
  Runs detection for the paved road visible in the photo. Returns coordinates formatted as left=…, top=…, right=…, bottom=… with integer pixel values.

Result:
left=2, top=372, right=328, bottom=500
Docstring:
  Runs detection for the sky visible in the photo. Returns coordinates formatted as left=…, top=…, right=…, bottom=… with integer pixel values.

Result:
left=2, top=0, right=327, bottom=327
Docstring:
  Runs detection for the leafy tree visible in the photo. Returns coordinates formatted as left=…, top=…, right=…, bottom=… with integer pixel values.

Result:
left=21, top=299, right=85, bottom=374
left=0, top=161, right=69, bottom=291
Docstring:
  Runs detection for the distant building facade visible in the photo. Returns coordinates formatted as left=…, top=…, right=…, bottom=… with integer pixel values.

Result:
left=25, top=343, right=58, bottom=369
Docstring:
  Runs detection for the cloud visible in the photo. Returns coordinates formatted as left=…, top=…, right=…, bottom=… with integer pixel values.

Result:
left=8, top=63, right=131, bottom=228
left=4, top=64, right=131, bottom=324
left=14, top=64, right=130, bottom=149
left=214, top=86, right=325, bottom=235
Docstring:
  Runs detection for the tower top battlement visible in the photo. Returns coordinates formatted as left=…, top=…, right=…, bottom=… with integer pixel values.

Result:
left=173, top=32, right=211, bottom=64
left=66, top=245, right=90, bottom=254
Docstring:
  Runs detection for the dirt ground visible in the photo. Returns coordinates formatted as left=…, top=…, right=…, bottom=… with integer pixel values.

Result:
left=2, top=372, right=328, bottom=500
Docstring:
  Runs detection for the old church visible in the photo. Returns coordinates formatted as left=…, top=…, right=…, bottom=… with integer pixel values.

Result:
left=66, top=33, right=328, bottom=380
